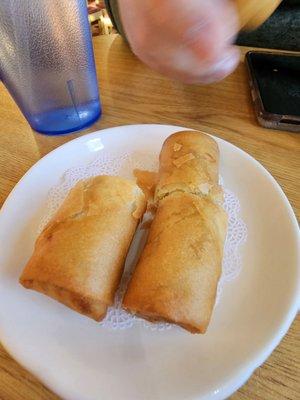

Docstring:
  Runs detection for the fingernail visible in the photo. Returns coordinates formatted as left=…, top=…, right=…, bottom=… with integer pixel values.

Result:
left=197, top=51, right=240, bottom=84
left=210, top=50, right=239, bottom=75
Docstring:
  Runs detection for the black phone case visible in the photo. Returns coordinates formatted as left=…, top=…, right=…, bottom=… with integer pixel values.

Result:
left=246, top=51, right=300, bottom=133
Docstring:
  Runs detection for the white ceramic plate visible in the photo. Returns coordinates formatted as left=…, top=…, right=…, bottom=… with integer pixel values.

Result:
left=0, top=124, right=299, bottom=400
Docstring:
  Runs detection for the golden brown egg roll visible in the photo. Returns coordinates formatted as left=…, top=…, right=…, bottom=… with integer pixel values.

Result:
left=123, top=192, right=227, bottom=334
left=154, top=131, right=222, bottom=203
left=20, top=175, right=146, bottom=321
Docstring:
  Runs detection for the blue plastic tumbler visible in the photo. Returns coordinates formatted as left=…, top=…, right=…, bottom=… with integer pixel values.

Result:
left=0, top=0, right=101, bottom=135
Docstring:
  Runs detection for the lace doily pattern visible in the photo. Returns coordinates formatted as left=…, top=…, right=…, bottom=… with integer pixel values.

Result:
left=37, top=152, right=247, bottom=331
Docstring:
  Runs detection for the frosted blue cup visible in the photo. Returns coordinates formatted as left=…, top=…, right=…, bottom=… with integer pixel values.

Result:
left=0, top=0, right=101, bottom=135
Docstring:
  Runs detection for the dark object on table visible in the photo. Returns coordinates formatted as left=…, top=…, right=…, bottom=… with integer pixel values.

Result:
left=237, top=1, right=300, bottom=51
left=246, top=51, right=300, bottom=132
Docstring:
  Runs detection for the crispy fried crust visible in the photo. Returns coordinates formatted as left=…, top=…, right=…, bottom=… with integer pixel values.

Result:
left=154, top=130, right=223, bottom=204
left=20, top=175, right=146, bottom=321
left=123, top=192, right=227, bottom=333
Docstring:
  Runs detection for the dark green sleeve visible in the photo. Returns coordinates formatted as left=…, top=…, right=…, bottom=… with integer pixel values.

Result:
left=104, top=0, right=127, bottom=39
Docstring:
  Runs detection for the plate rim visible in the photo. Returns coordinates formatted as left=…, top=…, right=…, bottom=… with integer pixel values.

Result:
left=0, top=123, right=299, bottom=400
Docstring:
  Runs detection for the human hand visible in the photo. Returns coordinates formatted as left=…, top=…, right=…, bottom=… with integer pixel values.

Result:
left=118, top=0, right=240, bottom=84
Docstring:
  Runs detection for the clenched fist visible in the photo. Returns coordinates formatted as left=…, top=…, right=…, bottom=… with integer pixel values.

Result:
left=118, top=0, right=240, bottom=84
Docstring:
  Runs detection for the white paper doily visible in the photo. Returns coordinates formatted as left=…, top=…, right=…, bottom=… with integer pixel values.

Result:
left=37, top=151, right=247, bottom=331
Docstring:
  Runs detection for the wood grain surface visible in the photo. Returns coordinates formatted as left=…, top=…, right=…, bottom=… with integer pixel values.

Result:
left=0, top=34, right=299, bottom=400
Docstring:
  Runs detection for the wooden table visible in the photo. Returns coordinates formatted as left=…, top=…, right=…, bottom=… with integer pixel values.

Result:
left=0, top=34, right=299, bottom=400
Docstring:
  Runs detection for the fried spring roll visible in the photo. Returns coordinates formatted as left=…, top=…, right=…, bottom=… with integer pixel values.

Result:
left=123, top=192, right=227, bottom=333
left=20, top=175, right=146, bottom=321
left=154, top=131, right=222, bottom=203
